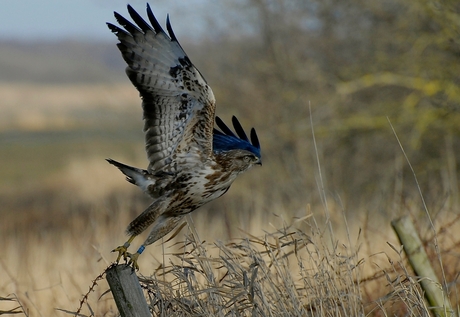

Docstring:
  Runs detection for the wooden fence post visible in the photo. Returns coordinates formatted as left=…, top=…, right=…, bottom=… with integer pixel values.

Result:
left=106, top=264, right=151, bottom=317
left=391, top=216, right=453, bottom=317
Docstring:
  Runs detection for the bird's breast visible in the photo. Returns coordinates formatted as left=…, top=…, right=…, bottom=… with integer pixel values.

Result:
left=166, top=163, right=236, bottom=207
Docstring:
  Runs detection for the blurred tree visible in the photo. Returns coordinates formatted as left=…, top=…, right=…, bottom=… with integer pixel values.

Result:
left=3, top=0, right=458, bottom=219
left=192, top=0, right=460, bottom=214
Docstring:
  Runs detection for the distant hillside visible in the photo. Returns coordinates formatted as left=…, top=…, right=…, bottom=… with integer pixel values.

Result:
left=0, top=40, right=127, bottom=84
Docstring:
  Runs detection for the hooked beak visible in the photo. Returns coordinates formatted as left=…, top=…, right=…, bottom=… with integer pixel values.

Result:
left=256, top=158, right=262, bottom=166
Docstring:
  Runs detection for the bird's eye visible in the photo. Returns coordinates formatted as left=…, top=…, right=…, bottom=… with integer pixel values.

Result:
left=243, top=156, right=251, bottom=162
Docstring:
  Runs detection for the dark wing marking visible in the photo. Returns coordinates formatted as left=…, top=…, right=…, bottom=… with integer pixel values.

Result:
left=213, top=116, right=261, bottom=158
left=108, top=4, right=216, bottom=172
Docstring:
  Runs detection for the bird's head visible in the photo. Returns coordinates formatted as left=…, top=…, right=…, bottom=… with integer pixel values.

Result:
left=213, top=116, right=261, bottom=172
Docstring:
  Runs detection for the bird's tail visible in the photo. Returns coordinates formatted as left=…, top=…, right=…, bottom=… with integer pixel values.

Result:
left=106, top=158, right=154, bottom=192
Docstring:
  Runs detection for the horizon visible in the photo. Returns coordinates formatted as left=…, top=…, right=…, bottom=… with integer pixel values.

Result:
left=0, top=0, right=214, bottom=42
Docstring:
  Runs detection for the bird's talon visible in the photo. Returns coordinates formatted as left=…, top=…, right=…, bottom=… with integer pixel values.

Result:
left=127, top=252, right=140, bottom=271
left=112, top=245, right=129, bottom=263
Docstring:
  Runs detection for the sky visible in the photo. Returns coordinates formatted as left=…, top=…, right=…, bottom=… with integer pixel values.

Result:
left=0, top=0, right=210, bottom=41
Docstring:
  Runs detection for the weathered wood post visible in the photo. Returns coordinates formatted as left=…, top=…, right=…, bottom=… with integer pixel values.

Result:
left=391, top=216, right=453, bottom=317
left=106, top=264, right=151, bottom=317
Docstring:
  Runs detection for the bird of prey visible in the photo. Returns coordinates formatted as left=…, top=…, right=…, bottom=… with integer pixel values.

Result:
left=107, top=4, right=262, bottom=270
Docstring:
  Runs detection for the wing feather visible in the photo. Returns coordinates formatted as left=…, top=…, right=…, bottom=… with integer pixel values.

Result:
left=108, top=4, right=216, bottom=172
left=231, top=116, right=249, bottom=142
left=213, top=116, right=261, bottom=159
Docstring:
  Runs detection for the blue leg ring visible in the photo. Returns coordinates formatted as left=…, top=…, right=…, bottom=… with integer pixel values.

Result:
left=137, top=245, right=145, bottom=254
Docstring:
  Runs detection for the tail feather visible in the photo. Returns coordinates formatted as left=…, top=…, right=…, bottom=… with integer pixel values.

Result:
left=106, top=158, right=154, bottom=192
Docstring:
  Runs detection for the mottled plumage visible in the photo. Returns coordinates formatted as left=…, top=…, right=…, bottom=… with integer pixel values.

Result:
left=107, top=4, right=261, bottom=269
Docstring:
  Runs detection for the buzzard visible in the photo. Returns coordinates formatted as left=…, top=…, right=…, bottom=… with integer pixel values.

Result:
left=107, top=4, right=261, bottom=269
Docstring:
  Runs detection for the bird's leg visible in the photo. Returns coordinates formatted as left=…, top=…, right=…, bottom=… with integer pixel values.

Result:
left=125, top=215, right=184, bottom=270
left=126, top=245, right=145, bottom=271
left=112, top=235, right=136, bottom=263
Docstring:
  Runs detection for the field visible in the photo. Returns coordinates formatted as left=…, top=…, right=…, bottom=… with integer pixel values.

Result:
left=1, top=0, right=460, bottom=315
left=0, top=83, right=458, bottom=316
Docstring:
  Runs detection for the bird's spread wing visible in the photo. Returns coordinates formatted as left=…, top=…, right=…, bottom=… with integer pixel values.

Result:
left=108, top=4, right=216, bottom=172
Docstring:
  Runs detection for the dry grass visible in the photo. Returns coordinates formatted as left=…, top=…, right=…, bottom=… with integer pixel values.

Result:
left=1, top=183, right=458, bottom=317
left=136, top=210, right=459, bottom=317
left=0, top=84, right=459, bottom=316
left=138, top=217, right=364, bottom=316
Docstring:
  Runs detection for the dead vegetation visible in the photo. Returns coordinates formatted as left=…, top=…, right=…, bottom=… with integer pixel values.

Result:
left=1, top=184, right=458, bottom=316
